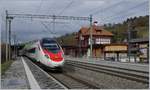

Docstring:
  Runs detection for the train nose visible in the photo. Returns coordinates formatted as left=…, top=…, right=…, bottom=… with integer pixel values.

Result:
left=44, top=50, right=63, bottom=62
left=50, top=55, right=63, bottom=62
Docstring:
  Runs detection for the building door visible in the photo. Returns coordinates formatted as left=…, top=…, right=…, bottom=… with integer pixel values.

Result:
left=96, top=48, right=101, bottom=58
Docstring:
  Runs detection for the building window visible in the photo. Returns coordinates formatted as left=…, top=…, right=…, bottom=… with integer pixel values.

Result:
left=96, top=38, right=101, bottom=44
left=95, top=38, right=110, bottom=44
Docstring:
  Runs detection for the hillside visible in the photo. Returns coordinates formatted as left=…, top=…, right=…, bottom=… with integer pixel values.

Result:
left=104, top=15, right=149, bottom=42
left=57, top=15, right=149, bottom=45
left=57, top=32, right=77, bottom=46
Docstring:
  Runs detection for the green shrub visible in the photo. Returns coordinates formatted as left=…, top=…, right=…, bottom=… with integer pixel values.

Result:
left=1, top=60, right=13, bottom=75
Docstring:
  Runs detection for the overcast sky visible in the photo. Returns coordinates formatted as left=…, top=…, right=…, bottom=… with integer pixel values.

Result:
left=0, top=0, right=149, bottom=43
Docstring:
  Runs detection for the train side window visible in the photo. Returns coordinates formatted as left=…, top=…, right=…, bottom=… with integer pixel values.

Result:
left=28, top=48, right=36, bottom=53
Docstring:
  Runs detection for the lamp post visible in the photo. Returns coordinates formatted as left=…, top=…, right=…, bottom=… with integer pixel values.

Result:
left=5, top=10, right=8, bottom=61
left=127, top=21, right=131, bottom=62
left=6, top=14, right=13, bottom=61
left=90, top=15, right=93, bottom=58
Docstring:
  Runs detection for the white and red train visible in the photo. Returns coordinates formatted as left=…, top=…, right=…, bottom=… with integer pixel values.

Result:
left=22, top=38, right=65, bottom=69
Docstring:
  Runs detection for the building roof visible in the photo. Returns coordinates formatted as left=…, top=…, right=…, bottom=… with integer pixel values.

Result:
left=79, top=25, right=113, bottom=36
left=130, top=38, right=149, bottom=43
left=104, top=43, right=127, bottom=46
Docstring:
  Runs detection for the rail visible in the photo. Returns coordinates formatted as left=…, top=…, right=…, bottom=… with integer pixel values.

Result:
left=66, top=60, right=149, bottom=84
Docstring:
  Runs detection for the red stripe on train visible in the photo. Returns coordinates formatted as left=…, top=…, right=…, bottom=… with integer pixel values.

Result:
left=43, top=50, right=63, bottom=62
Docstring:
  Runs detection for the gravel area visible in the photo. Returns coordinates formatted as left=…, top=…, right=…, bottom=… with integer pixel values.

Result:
left=64, top=62, right=149, bottom=89
left=1, top=58, right=30, bottom=89
left=23, top=57, right=65, bottom=89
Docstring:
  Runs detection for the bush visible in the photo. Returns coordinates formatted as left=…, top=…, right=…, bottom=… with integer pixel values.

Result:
left=1, top=60, right=13, bottom=75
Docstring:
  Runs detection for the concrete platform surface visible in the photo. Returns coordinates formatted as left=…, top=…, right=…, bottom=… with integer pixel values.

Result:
left=1, top=57, right=30, bottom=89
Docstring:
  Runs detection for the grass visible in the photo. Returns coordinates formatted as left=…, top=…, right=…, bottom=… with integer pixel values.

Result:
left=1, top=60, right=13, bottom=75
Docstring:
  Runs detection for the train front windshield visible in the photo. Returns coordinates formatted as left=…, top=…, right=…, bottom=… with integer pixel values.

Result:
left=42, top=39, right=60, bottom=53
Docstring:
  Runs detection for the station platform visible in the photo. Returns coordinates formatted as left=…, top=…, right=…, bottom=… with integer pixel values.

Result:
left=1, top=57, right=30, bottom=89
left=1, top=57, right=66, bottom=89
left=1, top=57, right=42, bottom=89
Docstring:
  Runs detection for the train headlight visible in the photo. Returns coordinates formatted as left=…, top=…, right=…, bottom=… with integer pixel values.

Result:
left=62, top=54, right=64, bottom=57
left=45, top=54, right=49, bottom=58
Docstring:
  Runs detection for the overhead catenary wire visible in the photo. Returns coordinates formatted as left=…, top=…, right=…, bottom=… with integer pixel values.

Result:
left=57, top=0, right=74, bottom=15
left=61, top=23, right=78, bottom=32
left=52, top=0, right=74, bottom=36
left=103, top=6, right=148, bottom=23
left=7, top=13, right=90, bottom=41
left=101, top=1, right=148, bottom=22
left=40, top=21, right=57, bottom=35
left=91, top=0, right=125, bottom=15
left=35, top=0, right=43, bottom=14
left=5, top=0, right=147, bottom=41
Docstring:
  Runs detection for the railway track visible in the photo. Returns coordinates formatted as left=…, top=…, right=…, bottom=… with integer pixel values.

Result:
left=25, top=56, right=148, bottom=89
left=48, top=72, right=99, bottom=89
left=24, top=57, right=66, bottom=89
left=65, top=60, right=149, bottom=84
left=28, top=57, right=99, bottom=89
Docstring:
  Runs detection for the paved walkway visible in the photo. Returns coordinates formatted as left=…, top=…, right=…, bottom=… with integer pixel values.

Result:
left=1, top=57, right=30, bottom=89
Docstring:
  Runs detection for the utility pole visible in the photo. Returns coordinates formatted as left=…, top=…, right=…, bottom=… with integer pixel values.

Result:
left=127, top=21, right=131, bottom=62
left=8, top=16, right=13, bottom=61
left=6, top=10, right=13, bottom=61
left=5, top=10, right=8, bottom=61
left=16, top=36, right=18, bottom=58
left=90, top=15, right=93, bottom=58
left=16, top=38, right=18, bottom=57
left=79, top=34, right=82, bottom=57
left=8, top=19, right=11, bottom=61
left=13, top=34, right=16, bottom=59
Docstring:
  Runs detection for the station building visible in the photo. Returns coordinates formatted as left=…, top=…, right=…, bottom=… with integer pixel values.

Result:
left=130, top=38, right=149, bottom=63
left=104, top=43, right=127, bottom=61
left=76, top=24, right=114, bottom=58
left=62, top=24, right=128, bottom=59
left=62, top=24, right=149, bottom=63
